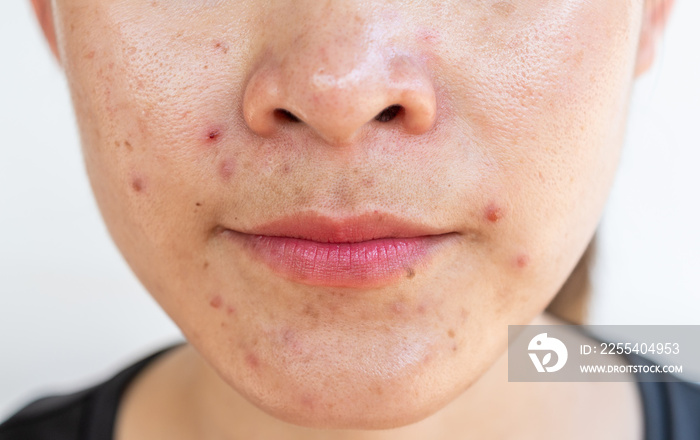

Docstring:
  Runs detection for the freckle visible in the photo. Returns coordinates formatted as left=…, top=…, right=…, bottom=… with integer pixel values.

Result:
left=373, top=385, right=384, bottom=396
left=196, top=202, right=202, bottom=207
left=516, top=253, right=530, bottom=269
left=219, top=159, right=236, bottom=181
left=115, top=140, right=120, bottom=147
left=213, top=40, right=229, bottom=54
left=209, top=295, right=223, bottom=309
left=203, top=261, right=209, bottom=269
left=448, top=329, right=455, bottom=338
left=124, top=140, right=133, bottom=152
left=405, top=267, right=415, bottom=279
left=485, top=203, right=503, bottom=223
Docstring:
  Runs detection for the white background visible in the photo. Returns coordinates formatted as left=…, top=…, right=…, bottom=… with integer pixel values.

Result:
left=1, top=1, right=699, bottom=420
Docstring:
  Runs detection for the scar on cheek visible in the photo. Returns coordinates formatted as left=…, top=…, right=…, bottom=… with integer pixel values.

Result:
left=484, top=202, right=503, bottom=223
left=219, top=158, right=237, bottom=181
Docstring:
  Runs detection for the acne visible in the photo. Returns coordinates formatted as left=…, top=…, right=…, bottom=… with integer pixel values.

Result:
left=130, top=175, right=146, bottom=193
left=226, top=305, right=236, bottom=316
left=484, top=202, right=503, bottom=223
left=209, top=295, right=223, bottom=309
left=245, top=353, right=260, bottom=369
left=219, top=158, right=237, bottom=181
left=515, top=253, right=530, bottom=269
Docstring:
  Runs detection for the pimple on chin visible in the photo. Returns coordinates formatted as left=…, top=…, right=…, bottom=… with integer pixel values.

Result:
left=514, top=253, right=530, bottom=269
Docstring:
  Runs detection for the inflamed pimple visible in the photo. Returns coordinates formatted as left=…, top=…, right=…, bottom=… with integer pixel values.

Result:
left=130, top=175, right=146, bottom=193
left=484, top=202, right=503, bottom=223
left=209, top=295, right=223, bottom=309
left=515, top=253, right=530, bottom=269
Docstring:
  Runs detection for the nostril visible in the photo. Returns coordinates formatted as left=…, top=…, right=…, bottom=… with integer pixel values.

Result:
left=374, top=105, right=402, bottom=123
left=274, top=108, right=302, bottom=123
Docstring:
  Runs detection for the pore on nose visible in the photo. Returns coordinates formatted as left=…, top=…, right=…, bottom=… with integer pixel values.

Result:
left=242, top=52, right=437, bottom=146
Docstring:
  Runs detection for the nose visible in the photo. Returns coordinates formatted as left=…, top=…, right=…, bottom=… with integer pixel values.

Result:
left=242, top=11, right=437, bottom=146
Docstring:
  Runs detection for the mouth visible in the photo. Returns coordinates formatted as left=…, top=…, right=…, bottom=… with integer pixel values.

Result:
left=220, top=211, right=458, bottom=288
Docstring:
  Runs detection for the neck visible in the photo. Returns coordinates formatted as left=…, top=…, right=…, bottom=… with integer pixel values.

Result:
left=116, top=313, right=643, bottom=440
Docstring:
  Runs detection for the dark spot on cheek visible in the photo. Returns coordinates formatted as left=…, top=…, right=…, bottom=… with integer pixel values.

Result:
left=447, top=329, right=455, bottom=338
left=124, top=140, right=133, bottom=152
left=203, top=260, right=209, bottom=269
left=213, top=40, right=229, bottom=54
left=196, top=202, right=202, bottom=207
left=219, top=159, right=236, bottom=181
left=485, top=202, right=503, bottom=223
left=209, top=295, right=223, bottom=309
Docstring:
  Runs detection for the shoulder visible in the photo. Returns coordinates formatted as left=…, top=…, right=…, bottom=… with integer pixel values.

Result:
left=0, top=345, right=180, bottom=440
left=0, top=388, right=93, bottom=440
left=627, top=352, right=700, bottom=440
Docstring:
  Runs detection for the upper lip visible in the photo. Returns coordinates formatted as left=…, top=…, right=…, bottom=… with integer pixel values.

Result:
left=235, top=211, right=453, bottom=243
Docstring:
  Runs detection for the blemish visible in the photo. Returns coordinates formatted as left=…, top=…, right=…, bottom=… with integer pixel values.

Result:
left=485, top=203, right=503, bottom=223
left=452, top=342, right=458, bottom=352
left=213, top=40, right=229, bottom=54
left=131, top=177, right=145, bottom=193
left=405, top=267, right=415, bottom=279
left=245, top=353, right=259, bottom=369
left=207, top=129, right=221, bottom=141
left=124, top=140, right=133, bottom=152
left=390, top=300, right=407, bottom=315
left=447, top=329, right=455, bottom=338
left=515, top=253, right=530, bottom=269
left=196, top=202, right=202, bottom=207
left=219, top=159, right=236, bottom=181
left=203, top=260, right=209, bottom=269
left=492, top=1, right=516, bottom=17
left=209, top=295, right=223, bottom=309
left=84, top=50, right=95, bottom=59
left=226, top=305, right=236, bottom=316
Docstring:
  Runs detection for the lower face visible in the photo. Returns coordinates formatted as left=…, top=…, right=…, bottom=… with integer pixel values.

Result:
left=54, top=0, right=642, bottom=429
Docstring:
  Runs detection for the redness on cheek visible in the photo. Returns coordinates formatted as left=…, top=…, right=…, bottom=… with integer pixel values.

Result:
left=219, top=158, right=237, bottom=181
left=515, top=253, right=530, bottom=269
left=245, top=353, right=260, bottom=369
left=209, top=295, right=223, bottom=309
left=484, top=202, right=503, bottom=223
left=130, top=174, right=146, bottom=193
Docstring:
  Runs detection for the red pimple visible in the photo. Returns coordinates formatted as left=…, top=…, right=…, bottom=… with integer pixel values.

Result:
left=131, top=176, right=145, bottom=193
left=208, top=129, right=221, bottom=140
left=485, top=203, right=503, bottom=223
left=226, top=305, right=236, bottom=316
left=515, top=253, right=530, bottom=269
left=209, top=295, right=223, bottom=309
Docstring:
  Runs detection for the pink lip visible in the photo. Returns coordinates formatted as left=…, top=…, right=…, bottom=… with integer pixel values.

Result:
left=221, top=212, right=457, bottom=288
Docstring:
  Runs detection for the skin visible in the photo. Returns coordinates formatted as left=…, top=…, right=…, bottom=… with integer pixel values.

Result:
left=31, top=0, right=673, bottom=438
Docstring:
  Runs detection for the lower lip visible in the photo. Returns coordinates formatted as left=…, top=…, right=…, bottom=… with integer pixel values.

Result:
left=223, top=231, right=454, bottom=288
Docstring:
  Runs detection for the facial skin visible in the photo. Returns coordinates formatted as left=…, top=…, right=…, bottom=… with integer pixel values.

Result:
left=33, top=0, right=672, bottom=433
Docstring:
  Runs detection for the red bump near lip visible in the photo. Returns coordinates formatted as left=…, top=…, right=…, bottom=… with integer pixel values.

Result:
left=485, top=202, right=503, bottom=223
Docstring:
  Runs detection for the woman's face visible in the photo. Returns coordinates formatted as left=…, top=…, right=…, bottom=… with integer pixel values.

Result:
left=48, top=0, right=643, bottom=429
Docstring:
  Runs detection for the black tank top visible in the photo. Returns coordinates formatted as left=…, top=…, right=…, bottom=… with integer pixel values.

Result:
left=1, top=347, right=699, bottom=439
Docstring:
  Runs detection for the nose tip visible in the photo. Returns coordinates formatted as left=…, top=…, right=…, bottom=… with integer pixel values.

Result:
left=242, top=53, right=437, bottom=146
